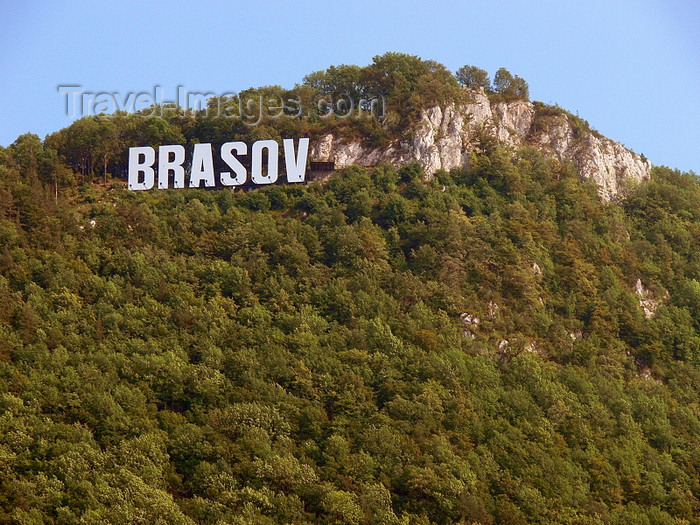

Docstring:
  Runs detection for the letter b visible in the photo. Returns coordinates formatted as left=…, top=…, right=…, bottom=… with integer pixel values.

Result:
left=128, top=147, right=155, bottom=190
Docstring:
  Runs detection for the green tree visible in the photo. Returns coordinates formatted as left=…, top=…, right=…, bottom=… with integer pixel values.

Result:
left=493, top=67, right=514, bottom=95
left=493, top=68, right=530, bottom=100
left=94, top=116, right=119, bottom=185
left=10, top=133, right=42, bottom=181
left=456, top=65, right=491, bottom=91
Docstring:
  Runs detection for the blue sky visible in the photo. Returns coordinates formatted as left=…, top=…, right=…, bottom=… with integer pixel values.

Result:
left=1, top=0, right=698, bottom=172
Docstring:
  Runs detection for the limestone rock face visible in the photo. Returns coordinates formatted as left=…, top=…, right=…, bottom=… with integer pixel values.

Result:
left=634, top=278, right=669, bottom=319
left=308, top=88, right=651, bottom=200
left=574, top=134, right=652, bottom=201
left=530, top=113, right=652, bottom=200
left=492, top=100, right=533, bottom=144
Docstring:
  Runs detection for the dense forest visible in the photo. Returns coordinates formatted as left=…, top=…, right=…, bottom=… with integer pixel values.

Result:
left=0, top=54, right=699, bottom=524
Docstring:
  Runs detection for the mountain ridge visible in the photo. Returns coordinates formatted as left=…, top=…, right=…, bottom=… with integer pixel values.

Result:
left=7, top=53, right=655, bottom=205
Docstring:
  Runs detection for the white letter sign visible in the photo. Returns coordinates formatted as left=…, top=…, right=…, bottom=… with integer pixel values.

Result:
left=128, top=138, right=310, bottom=190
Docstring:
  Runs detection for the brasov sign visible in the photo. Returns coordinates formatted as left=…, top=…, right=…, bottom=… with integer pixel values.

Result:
left=128, top=138, right=309, bottom=190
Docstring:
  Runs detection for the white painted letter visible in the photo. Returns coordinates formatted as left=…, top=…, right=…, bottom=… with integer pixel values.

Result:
left=158, top=145, right=186, bottom=189
left=128, top=147, right=155, bottom=190
left=220, top=142, right=247, bottom=186
left=251, top=139, right=278, bottom=185
left=283, top=138, right=309, bottom=183
left=189, top=143, right=216, bottom=187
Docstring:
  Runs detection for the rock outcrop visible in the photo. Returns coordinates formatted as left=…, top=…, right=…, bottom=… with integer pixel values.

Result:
left=309, top=88, right=651, bottom=200
left=634, top=278, right=669, bottom=319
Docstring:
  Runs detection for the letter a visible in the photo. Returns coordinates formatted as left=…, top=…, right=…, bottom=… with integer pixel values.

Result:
left=189, top=143, right=216, bottom=188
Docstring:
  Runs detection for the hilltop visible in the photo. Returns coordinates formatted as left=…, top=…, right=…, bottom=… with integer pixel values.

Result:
left=28, top=52, right=650, bottom=202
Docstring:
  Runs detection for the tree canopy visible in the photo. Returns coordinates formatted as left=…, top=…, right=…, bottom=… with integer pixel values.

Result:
left=0, top=55, right=695, bottom=524
left=0, top=129, right=698, bottom=522
left=456, top=65, right=491, bottom=91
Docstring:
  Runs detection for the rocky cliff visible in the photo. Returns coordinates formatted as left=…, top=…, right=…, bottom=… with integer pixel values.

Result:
left=309, top=89, right=651, bottom=200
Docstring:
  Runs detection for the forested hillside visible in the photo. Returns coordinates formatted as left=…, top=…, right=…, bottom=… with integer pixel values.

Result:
left=0, top=54, right=699, bottom=524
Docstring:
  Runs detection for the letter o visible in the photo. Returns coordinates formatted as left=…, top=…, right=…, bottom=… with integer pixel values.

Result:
left=251, top=140, right=279, bottom=184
